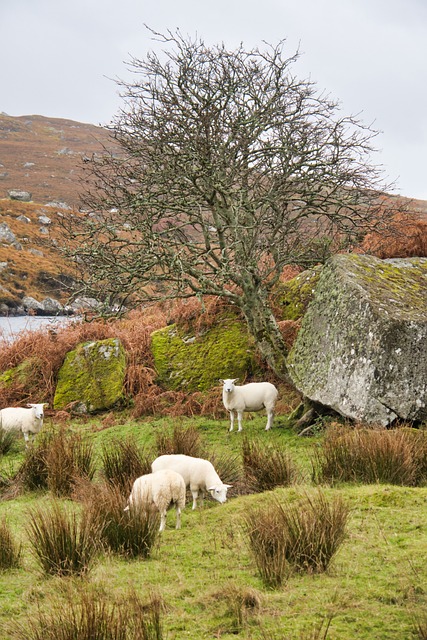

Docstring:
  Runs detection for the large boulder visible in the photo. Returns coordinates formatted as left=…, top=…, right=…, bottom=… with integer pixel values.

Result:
left=287, top=254, right=427, bottom=426
left=53, top=338, right=126, bottom=412
left=151, top=314, right=259, bottom=391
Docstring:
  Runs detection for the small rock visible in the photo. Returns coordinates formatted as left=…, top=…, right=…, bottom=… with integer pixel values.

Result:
left=8, top=189, right=32, bottom=202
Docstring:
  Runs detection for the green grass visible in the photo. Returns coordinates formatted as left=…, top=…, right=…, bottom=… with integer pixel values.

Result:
left=0, top=414, right=426, bottom=639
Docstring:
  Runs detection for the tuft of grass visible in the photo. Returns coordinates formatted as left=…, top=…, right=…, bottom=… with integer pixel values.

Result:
left=243, top=490, right=349, bottom=587
left=45, top=428, right=96, bottom=497
left=313, top=426, right=427, bottom=486
left=82, top=481, right=161, bottom=558
left=8, top=588, right=165, bottom=640
left=155, top=423, right=203, bottom=457
left=0, top=428, right=18, bottom=456
left=100, top=435, right=152, bottom=495
left=414, top=614, right=427, bottom=640
left=0, top=518, right=21, bottom=570
left=26, top=500, right=101, bottom=577
left=215, top=582, right=262, bottom=633
left=242, top=436, right=298, bottom=492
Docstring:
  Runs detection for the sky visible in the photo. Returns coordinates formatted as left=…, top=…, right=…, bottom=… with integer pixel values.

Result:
left=1, top=0, right=426, bottom=200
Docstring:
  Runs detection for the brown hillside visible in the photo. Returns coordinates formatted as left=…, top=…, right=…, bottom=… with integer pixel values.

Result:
left=0, top=113, right=114, bottom=207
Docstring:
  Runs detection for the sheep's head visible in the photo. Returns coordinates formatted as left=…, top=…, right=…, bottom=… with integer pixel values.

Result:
left=220, top=379, right=239, bottom=394
left=27, top=403, right=45, bottom=420
left=208, top=483, right=232, bottom=504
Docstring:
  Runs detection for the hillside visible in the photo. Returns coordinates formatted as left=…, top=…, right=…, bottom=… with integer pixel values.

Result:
left=0, top=114, right=117, bottom=312
left=0, top=113, right=113, bottom=207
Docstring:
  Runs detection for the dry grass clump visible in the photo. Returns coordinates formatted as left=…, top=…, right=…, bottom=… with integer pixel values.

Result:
left=0, top=518, right=21, bottom=570
left=100, top=436, right=152, bottom=495
left=361, top=210, right=427, bottom=258
left=8, top=588, right=165, bottom=640
left=242, top=491, right=349, bottom=588
left=26, top=500, right=101, bottom=577
left=166, top=295, right=240, bottom=333
left=213, top=582, right=262, bottom=633
left=242, top=437, right=298, bottom=492
left=81, top=481, right=160, bottom=558
left=313, top=426, right=427, bottom=486
left=155, top=423, right=204, bottom=457
left=8, top=427, right=95, bottom=498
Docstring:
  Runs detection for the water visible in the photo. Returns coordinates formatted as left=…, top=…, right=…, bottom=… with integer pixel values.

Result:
left=0, top=316, right=78, bottom=343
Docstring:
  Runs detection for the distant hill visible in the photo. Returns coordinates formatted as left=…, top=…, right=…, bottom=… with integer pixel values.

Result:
left=0, top=113, right=113, bottom=207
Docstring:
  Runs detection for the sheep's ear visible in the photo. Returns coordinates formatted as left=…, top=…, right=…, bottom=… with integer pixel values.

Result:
left=232, top=378, right=239, bottom=383
left=224, top=484, right=232, bottom=489
left=207, top=486, right=216, bottom=492
left=219, top=379, right=224, bottom=384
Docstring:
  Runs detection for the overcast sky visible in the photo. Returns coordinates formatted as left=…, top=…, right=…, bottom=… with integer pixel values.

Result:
left=1, top=0, right=426, bottom=200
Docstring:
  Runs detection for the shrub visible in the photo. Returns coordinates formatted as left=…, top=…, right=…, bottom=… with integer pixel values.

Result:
left=0, top=518, right=21, bottom=570
left=313, top=426, right=427, bottom=486
left=243, top=491, right=349, bottom=587
left=83, top=481, right=160, bottom=559
left=8, top=589, right=165, bottom=640
left=100, top=436, right=152, bottom=495
left=242, top=437, right=298, bottom=492
left=26, top=500, right=100, bottom=576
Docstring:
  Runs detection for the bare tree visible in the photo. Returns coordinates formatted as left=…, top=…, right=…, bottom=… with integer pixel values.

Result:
left=60, top=29, right=399, bottom=381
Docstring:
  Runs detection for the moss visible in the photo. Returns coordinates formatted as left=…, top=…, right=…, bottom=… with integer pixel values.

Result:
left=151, top=315, right=259, bottom=391
left=342, top=255, right=427, bottom=321
left=53, top=338, right=126, bottom=412
left=0, top=356, right=43, bottom=391
left=273, top=266, right=322, bottom=321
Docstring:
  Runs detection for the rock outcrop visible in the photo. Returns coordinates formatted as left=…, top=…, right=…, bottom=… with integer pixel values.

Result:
left=53, top=338, right=126, bottom=412
left=287, top=254, right=427, bottom=426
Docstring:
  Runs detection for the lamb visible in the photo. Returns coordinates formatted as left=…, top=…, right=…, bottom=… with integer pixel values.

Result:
left=220, top=378, right=279, bottom=432
left=151, top=454, right=231, bottom=510
left=125, top=469, right=186, bottom=532
left=0, top=403, right=46, bottom=444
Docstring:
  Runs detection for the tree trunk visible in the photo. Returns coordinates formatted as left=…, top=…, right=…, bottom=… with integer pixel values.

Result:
left=240, top=284, right=292, bottom=383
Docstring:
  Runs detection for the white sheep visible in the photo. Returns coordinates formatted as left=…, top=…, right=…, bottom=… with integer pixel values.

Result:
left=151, top=454, right=231, bottom=510
left=0, top=403, right=46, bottom=444
left=125, top=469, right=186, bottom=532
left=220, top=378, right=279, bottom=432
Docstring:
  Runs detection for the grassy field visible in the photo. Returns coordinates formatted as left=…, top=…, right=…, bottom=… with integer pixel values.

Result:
left=0, top=413, right=426, bottom=639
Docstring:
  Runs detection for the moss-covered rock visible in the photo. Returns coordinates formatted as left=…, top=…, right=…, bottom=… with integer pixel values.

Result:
left=273, top=266, right=322, bottom=321
left=151, top=314, right=259, bottom=391
left=288, top=254, right=427, bottom=425
left=53, top=338, right=126, bottom=412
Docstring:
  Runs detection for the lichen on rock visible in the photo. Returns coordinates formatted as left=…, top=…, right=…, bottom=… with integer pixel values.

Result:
left=53, top=338, right=126, bottom=412
left=287, top=254, right=427, bottom=426
left=151, top=314, right=259, bottom=391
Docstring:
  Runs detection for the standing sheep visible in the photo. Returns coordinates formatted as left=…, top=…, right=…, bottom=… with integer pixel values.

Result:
left=125, top=469, right=186, bottom=532
left=220, top=378, right=279, bottom=432
left=152, top=454, right=231, bottom=510
left=0, top=403, right=46, bottom=444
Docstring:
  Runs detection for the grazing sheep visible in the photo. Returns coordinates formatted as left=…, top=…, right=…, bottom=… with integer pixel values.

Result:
left=220, top=378, right=279, bottom=432
left=152, top=454, right=232, bottom=510
left=125, top=469, right=186, bottom=532
left=0, top=403, right=46, bottom=444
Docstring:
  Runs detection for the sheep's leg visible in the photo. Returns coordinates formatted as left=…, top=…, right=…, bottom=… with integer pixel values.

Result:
left=191, top=490, right=199, bottom=510
left=265, top=411, right=274, bottom=431
left=237, top=411, right=243, bottom=432
left=175, top=506, right=182, bottom=529
left=159, top=511, right=167, bottom=532
left=229, top=411, right=235, bottom=432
